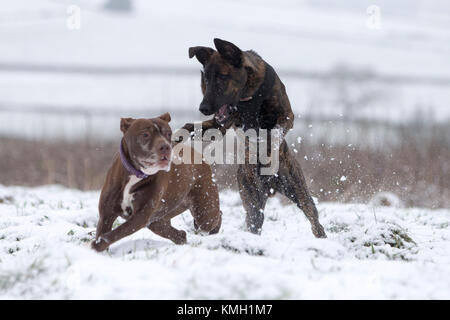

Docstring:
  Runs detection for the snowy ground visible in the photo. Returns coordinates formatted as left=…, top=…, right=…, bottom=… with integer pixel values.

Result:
left=1, top=184, right=449, bottom=299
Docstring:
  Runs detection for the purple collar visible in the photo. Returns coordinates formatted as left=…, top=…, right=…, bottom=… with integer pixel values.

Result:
left=119, top=138, right=149, bottom=179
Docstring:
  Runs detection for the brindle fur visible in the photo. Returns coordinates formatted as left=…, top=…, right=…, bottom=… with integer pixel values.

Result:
left=184, top=39, right=326, bottom=238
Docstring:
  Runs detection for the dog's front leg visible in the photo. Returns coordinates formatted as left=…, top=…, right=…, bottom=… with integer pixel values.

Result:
left=92, top=192, right=164, bottom=251
left=148, top=219, right=187, bottom=245
left=177, top=120, right=212, bottom=139
left=263, top=92, right=294, bottom=142
left=91, top=212, right=153, bottom=252
left=237, top=165, right=270, bottom=234
left=92, top=194, right=163, bottom=252
left=178, top=118, right=231, bottom=140
left=94, top=213, right=118, bottom=244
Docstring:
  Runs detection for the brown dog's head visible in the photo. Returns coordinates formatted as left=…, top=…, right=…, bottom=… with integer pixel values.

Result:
left=189, top=38, right=251, bottom=120
left=120, top=113, right=172, bottom=175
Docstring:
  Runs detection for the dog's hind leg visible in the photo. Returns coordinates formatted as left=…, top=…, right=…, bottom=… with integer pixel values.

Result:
left=192, top=210, right=222, bottom=234
left=276, top=144, right=327, bottom=238
left=148, top=219, right=187, bottom=245
left=237, top=165, right=269, bottom=235
left=188, top=177, right=222, bottom=235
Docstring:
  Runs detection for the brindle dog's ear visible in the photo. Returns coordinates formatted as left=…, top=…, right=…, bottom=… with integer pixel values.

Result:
left=200, top=70, right=206, bottom=95
left=213, top=38, right=242, bottom=68
left=158, top=112, right=171, bottom=123
left=188, top=46, right=215, bottom=65
left=120, top=117, right=135, bottom=133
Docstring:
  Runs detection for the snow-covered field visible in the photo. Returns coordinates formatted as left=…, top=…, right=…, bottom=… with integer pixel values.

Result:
left=1, top=184, right=449, bottom=299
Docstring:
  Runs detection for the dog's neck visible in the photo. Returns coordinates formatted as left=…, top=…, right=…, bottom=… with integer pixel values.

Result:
left=240, top=51, right=267, bottom=100
left=240, top=61, right=276, bottom=104
left=235, top=61, right=277, bottom=130
left=119, top=138, right=149, bottom=179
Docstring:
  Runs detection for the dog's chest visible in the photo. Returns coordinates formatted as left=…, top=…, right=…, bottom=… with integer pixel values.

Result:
left=121, top=175, right=142, bottom=216
left=235, top=101, right=277, bottom=131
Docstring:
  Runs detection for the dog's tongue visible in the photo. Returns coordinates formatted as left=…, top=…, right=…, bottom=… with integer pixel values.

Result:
left=215, top=104, right=229, bottom=123
left=218, top=104, right=228, bottom=117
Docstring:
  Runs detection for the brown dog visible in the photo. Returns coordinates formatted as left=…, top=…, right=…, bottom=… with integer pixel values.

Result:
left=92, top=113, right=222, bottom=252
left=183, top=38, right=326, bottom=238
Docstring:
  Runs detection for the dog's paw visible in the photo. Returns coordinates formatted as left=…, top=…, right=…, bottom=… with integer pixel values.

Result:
left=173, top=124, right=195, bottom=143
left=91, top=238, right=109, bottom=252
left=172, top=230, right=187, bottom=245
left=312, top=224, right=327, bottom=238
left=182, top=123, right=195, bottom=132
left=208, top=223, right=221, bottom=235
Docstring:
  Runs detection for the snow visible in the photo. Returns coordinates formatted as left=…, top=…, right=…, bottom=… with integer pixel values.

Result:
left=2, top=0, right=450, bottom=77
left=1, top=184, right=449, bottom=299
left=2, top=1, right=450, bottom=142
left=370, top=192, right=404, bottom=208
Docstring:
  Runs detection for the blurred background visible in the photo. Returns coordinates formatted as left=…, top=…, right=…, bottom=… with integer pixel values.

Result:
left=0, top=0, right=449, bottom=208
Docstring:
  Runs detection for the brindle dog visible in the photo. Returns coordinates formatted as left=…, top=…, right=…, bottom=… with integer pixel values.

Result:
left=182, top=38, right=326, bottom=238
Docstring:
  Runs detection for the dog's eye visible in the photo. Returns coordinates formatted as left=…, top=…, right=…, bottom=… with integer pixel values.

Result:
left=217, top=73, right=229, bottom=80
left=163, top=130, right=171, bottom=138
left=142, top=133, right=149, bottom=138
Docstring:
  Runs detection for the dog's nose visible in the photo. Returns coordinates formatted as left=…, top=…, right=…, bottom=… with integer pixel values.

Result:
left=158, top=143, right=171, bottom=156
left=199, top=102, right=212, bottom=115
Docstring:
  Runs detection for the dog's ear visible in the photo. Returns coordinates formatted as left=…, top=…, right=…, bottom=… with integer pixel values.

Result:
left=189, top=46, right=214, bottom=65
left=158, top=112, right=171, bottom=123
left=214, top=38, right=242, bottom=68
left=243, top=55, right=257, bottom=76
left=120, top=117, right=135, bottom=133
left=200, top=71, right=206, bottom=95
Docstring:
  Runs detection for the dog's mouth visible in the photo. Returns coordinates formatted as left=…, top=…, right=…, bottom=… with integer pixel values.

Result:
left=140, top=159, right=156, bottom=167
left=215, top=104, right=235, bottom=124
left=141, top=154, right=170, bottom=167
left=158, top=156, right=170, bottom=166
left=142, top=156, right=170, bottom=167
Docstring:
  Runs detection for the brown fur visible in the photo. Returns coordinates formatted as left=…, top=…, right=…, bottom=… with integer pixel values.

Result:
left=185, top=39, right=326, bottom=238
left=92, top=113, right=221, bottom=252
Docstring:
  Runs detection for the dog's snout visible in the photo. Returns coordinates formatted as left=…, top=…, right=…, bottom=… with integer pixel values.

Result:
left=158, top=143, right=171, bottom=156
left=199, top=102, right=212, bottom=115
